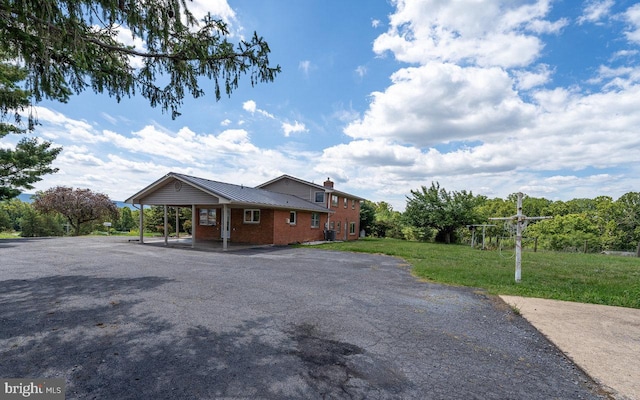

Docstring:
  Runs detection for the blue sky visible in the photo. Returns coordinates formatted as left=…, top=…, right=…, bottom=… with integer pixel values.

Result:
left=7, top=0, right=640, bottom=210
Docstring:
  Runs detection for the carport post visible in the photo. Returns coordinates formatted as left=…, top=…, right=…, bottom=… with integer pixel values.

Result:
left=139, top=203, right=144, bottom=244
left=176, top=207, right=179, bottom=238
left=164, top=205, right=169, bottom=246
left=191, top=204, right=196, bottom=249
left=222, top=204, right=228, bottom=251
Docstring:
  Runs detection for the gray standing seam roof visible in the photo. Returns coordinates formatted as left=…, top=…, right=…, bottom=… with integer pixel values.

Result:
left=174, top=173, right=331, bottom=213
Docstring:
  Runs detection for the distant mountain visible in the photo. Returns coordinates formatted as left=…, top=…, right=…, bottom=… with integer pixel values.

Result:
left=15, top=193, right=135, bottom=209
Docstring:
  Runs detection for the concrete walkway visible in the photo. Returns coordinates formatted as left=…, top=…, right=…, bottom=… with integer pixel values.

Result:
left=500, top=296, right=640, bottom=400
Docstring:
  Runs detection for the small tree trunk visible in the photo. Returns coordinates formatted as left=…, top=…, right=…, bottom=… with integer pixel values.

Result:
left=636, top=241, right=640, bottom=257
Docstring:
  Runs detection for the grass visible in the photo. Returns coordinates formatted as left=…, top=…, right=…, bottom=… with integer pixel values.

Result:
left=0, top=231, right=21, bottom=239
left=314, top=238, right=640, bottom=309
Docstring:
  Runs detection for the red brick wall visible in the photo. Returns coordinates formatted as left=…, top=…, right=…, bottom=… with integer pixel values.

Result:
left=328, top=197, right=361, bottom=241
left=194, top=206, right=342, bottom=245
left=194, top=208, right=220, bottom=241
left=271, top=210, right=327, bottom=245
left=230, top=208, right=274, bottom=244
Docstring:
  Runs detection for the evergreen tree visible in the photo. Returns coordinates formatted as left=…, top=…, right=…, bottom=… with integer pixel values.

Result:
left=1, top=1, right=279, bottom=200
left=0, top=0, right=280, bottom=120
left=0, top=58, right=62, bottom=200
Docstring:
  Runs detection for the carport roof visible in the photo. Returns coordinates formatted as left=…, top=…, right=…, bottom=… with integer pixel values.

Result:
left=126, top=172, right=333, bottom=213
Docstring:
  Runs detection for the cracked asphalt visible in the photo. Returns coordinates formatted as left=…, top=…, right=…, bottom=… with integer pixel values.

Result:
left=0, top=237, right=607, bottom=399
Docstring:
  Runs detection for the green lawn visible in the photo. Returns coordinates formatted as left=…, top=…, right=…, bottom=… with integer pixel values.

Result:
left=314, top=238, right=640, bottom=309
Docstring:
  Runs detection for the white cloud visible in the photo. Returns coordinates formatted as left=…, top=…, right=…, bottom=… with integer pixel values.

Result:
left=242, top=100, right=257, bottom=113
left=242, top=100, right=275, bottom=119
left=372, top=0, right=555, bottom=68
left=33, top=106, right=105, bottom=143
left=282, top=121, right=307, bottom=137
left=513, top=64, right=553, bottom=90
left=299, top=60, right=312, bottom=76
left=344, top=63, right=536, bottom=146
left=578, top=0, right=614, bottom=25
left=355, top=65, right=367, bottom=78
left=624, top=3, right=640, bottom=44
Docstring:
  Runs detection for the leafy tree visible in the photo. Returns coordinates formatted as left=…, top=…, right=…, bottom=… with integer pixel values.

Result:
left=359, top=200, right=375, bottom=236
left=33, top=186, right=118, bottom=236
left=0, top=58, right=62, bottom=200
left=404, top=182, right=482, bottom=244
left=144, top=205, right=191, bottom=234
left=0, top=197, right=32, bottom=231
left=615, top=192, right=640, bottom=250
left=19, top=206, right=64, bottom=237
left=0, top=0, right=281, bottom=120
left=369, top=201, right=403, bottom=239
left=115, top=206, right=136, bottom=232
left=526, top=213, right=601, bottom=252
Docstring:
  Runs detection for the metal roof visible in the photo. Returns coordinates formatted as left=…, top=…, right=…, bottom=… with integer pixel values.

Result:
left=127, top=172, right=332, bottom=213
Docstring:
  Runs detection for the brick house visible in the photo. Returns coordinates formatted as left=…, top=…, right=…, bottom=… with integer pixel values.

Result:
left=256, top=175, right=363, bottom=242
left=125, top=172, right=363, bottom=249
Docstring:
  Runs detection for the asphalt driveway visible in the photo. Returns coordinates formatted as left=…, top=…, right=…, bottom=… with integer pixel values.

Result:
left=0, top=237, right=606, bottom=399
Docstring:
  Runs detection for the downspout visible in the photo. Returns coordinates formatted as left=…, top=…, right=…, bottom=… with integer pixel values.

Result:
left=326, top=191, right=331, bottom=232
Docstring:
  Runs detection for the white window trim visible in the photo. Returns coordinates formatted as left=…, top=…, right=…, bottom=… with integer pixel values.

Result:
left=199, top=208, right=217, bottom=226
left=289, top=211, right=297, bottom=225
left=244, top=209, right=260, bottom=224
left=311, top=212, right=320, bottom=228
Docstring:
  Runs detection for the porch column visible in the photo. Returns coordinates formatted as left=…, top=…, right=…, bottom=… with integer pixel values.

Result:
left=222, top=204, right=228, bottom=251
left=176, top=207, right=179, bottom=238
left=192, top=204, right=196, bottom=249
left=163, top=205, right=168, bottom=246
left=139, top=203, right=144, bottom=244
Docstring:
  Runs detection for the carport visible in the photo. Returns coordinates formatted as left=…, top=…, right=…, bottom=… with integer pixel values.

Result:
left=125, top=172, right=332, bottom=250
left=125, top=173, right=234, bottom=250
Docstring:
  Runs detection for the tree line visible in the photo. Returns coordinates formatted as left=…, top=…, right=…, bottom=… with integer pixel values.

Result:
left=360, top=182, right=640, bottom=253
left=3, top=181, right=639, bottom=254
left=0, top=187, right=192, bottom=237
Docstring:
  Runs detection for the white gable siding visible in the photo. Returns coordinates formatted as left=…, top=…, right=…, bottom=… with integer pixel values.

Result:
left=140, top=179, right=221, bottom=205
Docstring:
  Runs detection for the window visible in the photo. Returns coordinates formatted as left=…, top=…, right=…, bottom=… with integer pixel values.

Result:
left=351, top=199, right=356, bottom=209
left=289, top=211, right=297, bottom=225
left=344, top=198, right=347, bottom=208
left=199, top=209, right=216, bottom=226
left=336, top=222, right=341, bottom=233
left=331, top=194, right=338, bottom=207
left=349, top=222, right=356, bottom=235
left=244, top=209, right=260, bottom=223
left=311, top=212, right=320, bottom=228
left=315, top=192, right=325, bottom=203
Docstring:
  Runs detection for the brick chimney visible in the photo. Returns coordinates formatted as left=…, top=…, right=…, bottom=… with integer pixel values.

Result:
left=323, top=178, right=334, bottom=189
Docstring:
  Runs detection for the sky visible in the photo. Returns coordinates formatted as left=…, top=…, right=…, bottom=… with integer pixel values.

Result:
left=6, top=0, right=640, bottom=211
